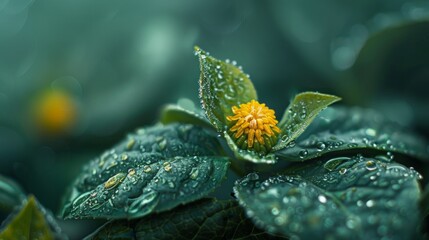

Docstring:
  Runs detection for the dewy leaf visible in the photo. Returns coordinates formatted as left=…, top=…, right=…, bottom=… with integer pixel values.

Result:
left=275, top=107, right=429, bottom=162
left=85, top=198, right=286, bottom=240
left=0, top=196, right=54, bottom=240
left=0, top=175, right=26, bottom=212
left=195, top=46, right=258, bottom=132
left=224, top=131, right=277, bottom=164
left=159, top=98, right=214, bottom=130
left=60, top=123, right=229, bottom=220
left=273, top=92, right=340, bottom=151
left=234, top=155, right=422, bottom=239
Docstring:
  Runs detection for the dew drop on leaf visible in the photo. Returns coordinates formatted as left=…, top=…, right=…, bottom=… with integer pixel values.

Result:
left=365, top=161, right=377, bottom=171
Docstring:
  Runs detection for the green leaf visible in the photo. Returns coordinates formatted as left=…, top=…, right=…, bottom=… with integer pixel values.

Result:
left=0, top=175, right=26, bottom=212
left=159, top=98, right=214, bottom=130
left=421, top=184, right=429, bottom=218
left=85, top=198, right=286, bottom=240
left=351, top=20, right=429, bottom=101
left=273, top=92, right=341, bottom=151
left=224, top=131, right=277, bottom=164
left=275, top=107, right=429, bottom=162
left=60, top=123, right=229, bottom=220
left=195, top=46, right=258, bottom=132
left=0, top=196, right=54, bottom=240
left=234, top=156, right=422, bottom=239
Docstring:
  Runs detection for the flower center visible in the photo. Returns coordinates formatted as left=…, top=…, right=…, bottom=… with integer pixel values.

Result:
left=226, top=100, right=281, bottom=153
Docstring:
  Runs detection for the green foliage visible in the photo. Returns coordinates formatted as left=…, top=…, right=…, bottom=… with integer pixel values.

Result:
left=421, top=184, right=429, bottom=218
left=85, top=198, right=286, bottom=240
left=1, top=46, right=426, bottom=239
left=60, top=123, right=229, bottom=219
left=160, top=98, right=214, bottom=130
left=195, top=46, right=258, bottom=132
left=0, top=175, right=26, bottom=212
left=0, top=196, right=54, bottom=240
left=234, top=156, right=421, bottom=239
left=274, top=92, right=341, bottom=151
left=275, top=107, right=429, bottom=162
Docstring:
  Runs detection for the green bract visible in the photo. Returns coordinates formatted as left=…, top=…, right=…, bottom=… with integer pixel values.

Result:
left=195, top=47, right=341, bottom=164
left=195, top=46, right=258, bottom=132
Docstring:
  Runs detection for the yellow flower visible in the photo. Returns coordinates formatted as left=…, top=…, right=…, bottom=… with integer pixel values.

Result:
left=226, top=100, right=281, bottom=153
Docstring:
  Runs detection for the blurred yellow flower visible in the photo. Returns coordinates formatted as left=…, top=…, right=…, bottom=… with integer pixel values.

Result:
left=33, top=90, right=77, bottom=135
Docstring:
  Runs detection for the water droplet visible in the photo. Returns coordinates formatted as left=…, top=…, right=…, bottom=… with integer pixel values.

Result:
left=158, top=139, right=167, bottom=151
left=339, top=168, right=347, bottom=175
left=124, top=168, right=134, bottom=177
left=298, top=150, right=308, bottom=159
left=163, top=162, right=172, bottom=172
left=365, top=161, right=377, bottom=171
left=72, top=192, right=92, bottom=208
left=168, top=181, right=175, bottom=189
left=190, top=168, right=199, bottom=180
left=366, top=200, right=375, bottom=208
left=107, top=161, right=118, bottom=170
left=271, top=207, right=280, bottom=215
left=347, top=143, right=358, bottom=148
left=274, top=215, right=288, bottom=225
left=346, top=218, right=357, bottom=229
left=365, top=128, right=377, bottom=137
left=318, top=195, right=327, bottom=203
left=104, top=173, right=126, bottom=190
left=143, top=165, right=152, bottom=173
left=281, top=135, right=289, bottom=142
left=121, top=154, right=128, bottom=161
left=128, top=190, right=159, bottom=217
left=280, top=197, right=289, bottom=205
left=127, top=138, right=136, bottom=149
left=316, top=142, right=326, bottom=151
left=324, top=157, right=351, bottom=171
left=247, top=172, right=260, bottom=181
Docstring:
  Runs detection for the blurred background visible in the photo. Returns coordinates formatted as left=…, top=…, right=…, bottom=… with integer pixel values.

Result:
left=1, top=0, right=429, bottom=238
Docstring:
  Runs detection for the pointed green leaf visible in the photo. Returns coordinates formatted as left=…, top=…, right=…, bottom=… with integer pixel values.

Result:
left=224, top=131, right=277, bottom=164
left=0, top=196, right=54, bottom=240
left=0, top=175, right=26, bottom=212
left=60, top=123, right=229, bottom=220
left=234, top=156, right=421, bottom=239
left=160, top=98, right=214, bottom=130
left=195, top=46, right=258, bottom=131
left=273, top=92, right=341, bottom=151
left=85, top=198, right=286, bottom=240
left=275, top=107, right=429, bottom=162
